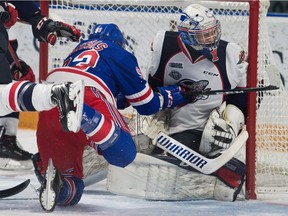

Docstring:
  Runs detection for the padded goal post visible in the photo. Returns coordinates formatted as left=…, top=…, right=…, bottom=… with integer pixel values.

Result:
left=40, top=0, right=288, bottom=199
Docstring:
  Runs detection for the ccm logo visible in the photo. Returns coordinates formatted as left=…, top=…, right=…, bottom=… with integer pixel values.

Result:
left=203, top=70, right=218, bottom=77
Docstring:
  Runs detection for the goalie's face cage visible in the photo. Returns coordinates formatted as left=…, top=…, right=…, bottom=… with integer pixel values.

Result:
left=177, top=4, right=221, bottom=52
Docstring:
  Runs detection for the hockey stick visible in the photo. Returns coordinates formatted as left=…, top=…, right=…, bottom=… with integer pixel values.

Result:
left=155, top=129, right=248, bottom=174
left=0, top=179, right=30, bottom=198
left=183, top=65, right=281, bottom=96
left=8, top=42, right=22, bottom=69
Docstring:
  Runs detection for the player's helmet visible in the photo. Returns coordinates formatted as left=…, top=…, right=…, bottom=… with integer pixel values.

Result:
left=88, top=23, right=127, bottom=48
left=177, top=4, right=221, bottom=52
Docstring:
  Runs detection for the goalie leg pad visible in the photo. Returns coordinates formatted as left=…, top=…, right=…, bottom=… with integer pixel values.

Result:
left=214, top=158, right=246, bottom=201
left=214, top=178, right=242, bottom=202
left=107, top=153, right=216, bottom=200
left=82, top=145, right=108, bottom=187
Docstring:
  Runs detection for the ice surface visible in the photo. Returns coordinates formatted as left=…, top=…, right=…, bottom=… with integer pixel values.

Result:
left=0, top=129, right=288, bottom=216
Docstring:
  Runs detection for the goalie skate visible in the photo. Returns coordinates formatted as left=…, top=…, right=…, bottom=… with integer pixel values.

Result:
left=39, top=158, right=62, bottom=212
left=51, top=80, right=84, bottom=133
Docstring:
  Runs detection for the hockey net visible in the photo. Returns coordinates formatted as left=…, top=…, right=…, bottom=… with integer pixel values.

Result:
left=44, top=0, right=288, bottom=198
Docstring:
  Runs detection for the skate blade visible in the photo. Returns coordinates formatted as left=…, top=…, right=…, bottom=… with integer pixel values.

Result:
left=40, top=158, right=57, bottom=212
left=67, top=80, right=84, bottom=133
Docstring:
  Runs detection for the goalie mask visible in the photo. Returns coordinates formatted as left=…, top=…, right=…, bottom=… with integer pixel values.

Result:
left=88, top=23, right=127, bottom=48
left=177, top=4, right=221, bottom=61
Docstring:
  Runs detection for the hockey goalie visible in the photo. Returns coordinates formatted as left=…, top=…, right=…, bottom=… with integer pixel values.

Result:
left=106, top=3, right=248, bottom=201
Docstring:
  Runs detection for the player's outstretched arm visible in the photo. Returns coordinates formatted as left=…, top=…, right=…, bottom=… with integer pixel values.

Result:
left=8, top=1, right=81, bottom=45
left=29, top=16, right=81, bottom=45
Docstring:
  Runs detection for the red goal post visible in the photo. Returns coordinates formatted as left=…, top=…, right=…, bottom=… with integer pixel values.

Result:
left=40, top=0, right=286, bottom=200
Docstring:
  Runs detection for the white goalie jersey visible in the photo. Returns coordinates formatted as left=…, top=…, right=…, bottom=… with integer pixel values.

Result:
left=147, top=30, right=248, bottom=135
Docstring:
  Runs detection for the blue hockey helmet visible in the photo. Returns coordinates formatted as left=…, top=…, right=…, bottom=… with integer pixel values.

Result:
left=88, top=23, right=127, bottom=48
left=177, top=4, right=221, bottom=53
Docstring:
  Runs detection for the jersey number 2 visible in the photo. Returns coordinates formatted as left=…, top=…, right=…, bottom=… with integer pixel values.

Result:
left=67, top=49, right=99, bottom=70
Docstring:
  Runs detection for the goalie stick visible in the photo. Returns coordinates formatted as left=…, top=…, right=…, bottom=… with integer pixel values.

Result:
left=155, top=129, right=248, bottom=174
left=183, top=65, right=281, bottom=96
left=0, top=179, right=30, bottom=198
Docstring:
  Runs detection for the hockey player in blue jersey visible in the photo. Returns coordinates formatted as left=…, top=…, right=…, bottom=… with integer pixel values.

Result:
left=34, top=23, right=191, bottom=211
left=0, top=1, right=81, bottom=170
left=62, top=25, right=189, bottom=114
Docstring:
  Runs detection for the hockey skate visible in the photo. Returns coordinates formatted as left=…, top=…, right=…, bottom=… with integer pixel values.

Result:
left=0, top=126, right=33, bottom=170
left=51, top=80, right=84, bottom=133
left=39, top=158, right=63, bottom=212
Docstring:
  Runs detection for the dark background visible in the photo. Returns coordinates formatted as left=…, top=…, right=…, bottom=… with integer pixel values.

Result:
left=269, top=1, right=288, bottom=13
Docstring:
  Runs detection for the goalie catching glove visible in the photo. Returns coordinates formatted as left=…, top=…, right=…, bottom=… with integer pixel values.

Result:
left=199, top=102, right=245, bottom=156
left=28, top=15, right=81, bottom=45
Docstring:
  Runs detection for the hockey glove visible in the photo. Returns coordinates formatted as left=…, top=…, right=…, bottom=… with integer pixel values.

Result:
left=31, top=16, right=81, bottom=45
left=10, top=60, right=36, bottom=82
left=0, top=3, right=18, bottom=29
left=199, top=102, right=245, bottom=156
left=157, top=84, right=188, bottom=109
left=115, top=92, right=130, bottom=110
left=179, top=79, right=210, bottom=102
